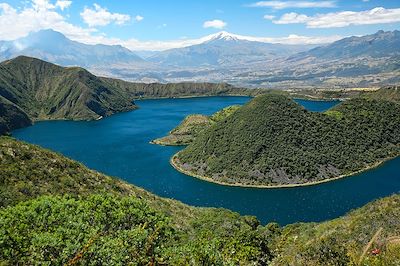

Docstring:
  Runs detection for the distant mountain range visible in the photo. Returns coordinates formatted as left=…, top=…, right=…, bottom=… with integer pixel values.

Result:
left=289, top=30, right=400, bottom=61
left=0, top=29, right=144, bottom=68
left=147, top=31, right=314, bottom=68
left=0, top=29, right=399, bottom=87
left=241, top=30, right=400, bottom=88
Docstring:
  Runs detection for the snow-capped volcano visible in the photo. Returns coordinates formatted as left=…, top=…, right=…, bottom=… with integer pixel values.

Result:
left=148, top=31, right=314, bottom=68
left=204, top=31, right=245, bottom=42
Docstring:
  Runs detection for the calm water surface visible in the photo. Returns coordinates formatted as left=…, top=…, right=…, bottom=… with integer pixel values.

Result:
left=13, top=96, right=400, bottom=225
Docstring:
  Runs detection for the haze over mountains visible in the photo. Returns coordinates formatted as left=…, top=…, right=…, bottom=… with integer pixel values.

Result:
left=0, top=29, right=399, bottom=87
left=0, top=29, right=144, bottom=68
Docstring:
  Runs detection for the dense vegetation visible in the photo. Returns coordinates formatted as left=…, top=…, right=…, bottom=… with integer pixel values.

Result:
left=152, top=105, right=241, bottom=145
left=0, top=137, right=271, bottom=265
left=1, top=136, right=400, bottom=265
left=176, top=91, right=400, bottom=186
left=362, top=85, right=400, bottom=103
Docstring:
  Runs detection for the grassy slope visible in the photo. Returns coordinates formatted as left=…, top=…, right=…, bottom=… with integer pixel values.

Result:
left=176, top=92, right=400, bottom=186
left=1, top=137, right=400, bottom=265
left=151, top=105, right=241, bottom=146
left=0, top=56, right=138, bottom=121
left=270, top=195, right=400, bottom=265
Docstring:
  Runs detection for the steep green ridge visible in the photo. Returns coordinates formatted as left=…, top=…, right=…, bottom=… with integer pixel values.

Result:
left=175, top=92, right=400, bottom=187
left=0, top=56, right=137, bottom=121
left=1, top=137, right=400, bottom=265
left=0, top=96, right=31, bottom=135
left=101, top=77, right=264, bottom=99
left=151, top=105, right=241, bottom=146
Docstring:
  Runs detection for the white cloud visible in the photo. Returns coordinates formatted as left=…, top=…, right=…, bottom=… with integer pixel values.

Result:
left=201, top=31, right=342, bottom=45
left=32, top=0, right=56, bottom=10
left=118, top=32, right=342, bottom=51
left=250, top=1, right=336, bottom=9
left=273, top=12, right=310, bottom=24
left=273, top=7, right=400, bottom=28
left=55, top=0, right=72, bottom=10
left=257, top=34, right=342, bottom=44
left=203, top=19, right=227, bottom=29
left=263, top=15, right=275, bottom=20
left=80, top=4, right=130, bottom=27
left=0, top=0, right=342, bottom=51
left=0, top=1, right=94, bottom=41
left=135, top=15, right=144, bottom=22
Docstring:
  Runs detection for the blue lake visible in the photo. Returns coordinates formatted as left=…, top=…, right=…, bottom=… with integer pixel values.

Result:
left=13, top=96, right=400, bottom=225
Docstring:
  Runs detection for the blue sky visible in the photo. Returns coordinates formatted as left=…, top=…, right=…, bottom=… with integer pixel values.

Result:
left=0, top=0, right=399, bottom=50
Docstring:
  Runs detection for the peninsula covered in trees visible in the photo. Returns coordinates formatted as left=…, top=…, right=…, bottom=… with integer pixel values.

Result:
left=151, top=105, right=241, bottom=146
left=173, top=88, right=400, bottom=187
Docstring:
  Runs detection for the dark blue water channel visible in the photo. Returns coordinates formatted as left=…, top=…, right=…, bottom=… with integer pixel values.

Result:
left=13, top=96, right=400, bottom=225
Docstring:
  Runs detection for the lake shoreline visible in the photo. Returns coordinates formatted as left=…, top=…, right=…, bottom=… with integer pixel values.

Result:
left=149, top=139, right=187, bottom=146
left=135, top=93, right=346, bottom=102
left=170, top=152, right=398, bottom=189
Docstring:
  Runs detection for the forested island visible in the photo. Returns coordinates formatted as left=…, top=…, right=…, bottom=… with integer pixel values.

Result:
left=1, top=136, right=400, bottom=265
left=173, top=88, right=400, bottom=187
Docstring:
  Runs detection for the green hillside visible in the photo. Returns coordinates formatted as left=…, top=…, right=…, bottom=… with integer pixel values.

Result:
left=0, top=96, right=32, bottom=135
left=0, top=56, right=138, bottom=122
left=175, top=93, right=400, bottom=187
left=0, top=137, right=271, bottom=265
left=362, top=86, right=400, bottom=103
left=269, top=195, right=400, bottom=265
left=1, top=137, right=400, bottom=265
left=151, top=105, right=241, bottom=146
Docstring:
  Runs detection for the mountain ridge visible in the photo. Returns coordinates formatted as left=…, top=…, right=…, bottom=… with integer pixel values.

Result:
left=148, top=32, right=314, bottom=68
left=0, top=56, right=138, bottom=122
left=0, top=29, right=145, bottom=67
left=289, top=30, right=400, bottom=61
